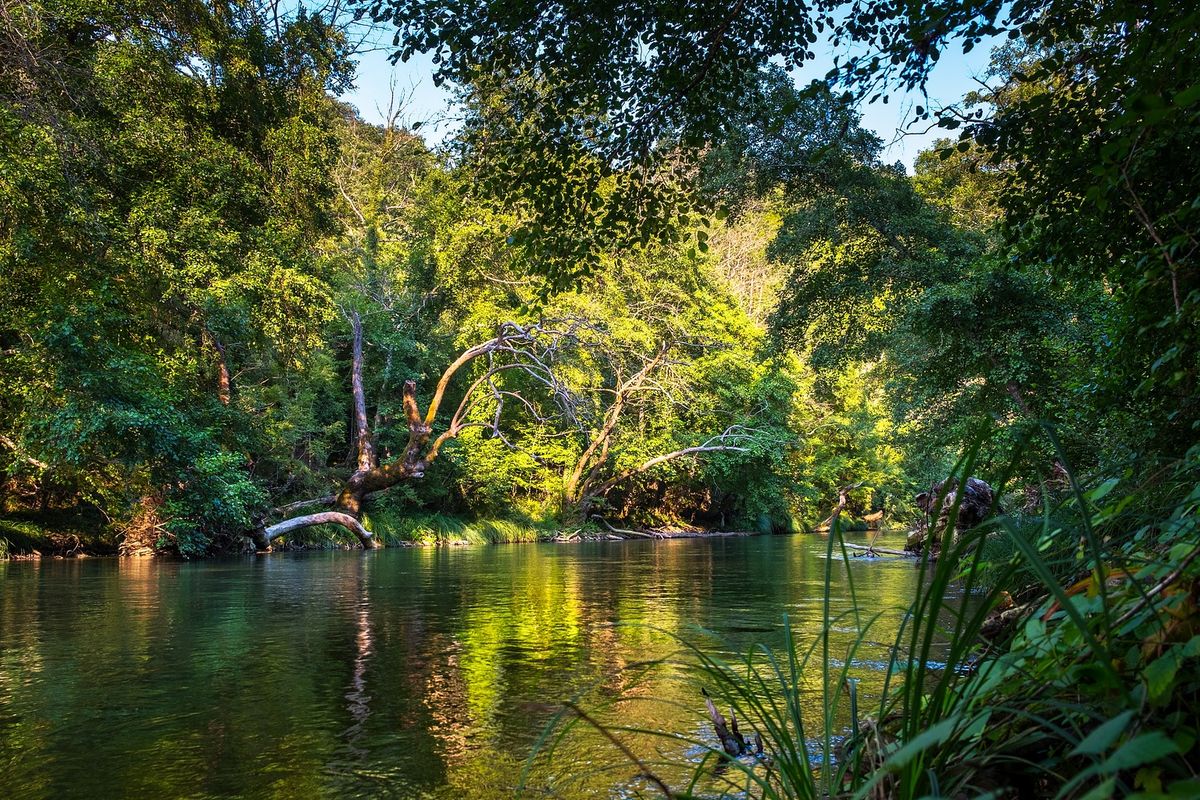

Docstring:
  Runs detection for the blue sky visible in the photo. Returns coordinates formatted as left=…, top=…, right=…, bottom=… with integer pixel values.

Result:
left=340, top=24, right=1001, bottom=172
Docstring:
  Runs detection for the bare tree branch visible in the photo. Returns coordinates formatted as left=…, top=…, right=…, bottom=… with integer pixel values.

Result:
left=256, top=511, right=377, bottom=550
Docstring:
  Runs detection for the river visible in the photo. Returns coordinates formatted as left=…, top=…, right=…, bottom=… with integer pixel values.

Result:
left=0, top=533, right=929, bottom=798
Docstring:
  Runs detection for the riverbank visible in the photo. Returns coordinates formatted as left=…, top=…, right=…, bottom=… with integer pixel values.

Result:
left=0, top=513, right=116, bottom=560
left=0, top=509, right=774, bottom=560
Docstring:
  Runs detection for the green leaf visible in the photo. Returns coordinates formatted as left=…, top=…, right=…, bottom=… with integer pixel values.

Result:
left=1071, top=710, right=1135, bottom=756
left=1077, top=778, right=1116, bottom=800
left=1144, top=652, right=1180, bottom=704
left=882, top=717, right=958, bottom=770
left=1169, top=778, right=1200, bottom=797
left=1182, top=635, right=1200, bottom=659
left=1088, top=478, right=1119, bottom=502
left=1097, top=732, right=1179, bottom=774
left=1174, top=84, right=1200, bottom=108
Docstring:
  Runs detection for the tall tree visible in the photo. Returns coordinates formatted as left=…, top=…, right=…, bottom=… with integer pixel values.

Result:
left=0, top=0, right=355, bottom=554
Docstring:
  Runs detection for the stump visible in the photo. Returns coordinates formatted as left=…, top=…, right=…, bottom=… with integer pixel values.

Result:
left=906, top=476, right=997, bottom=554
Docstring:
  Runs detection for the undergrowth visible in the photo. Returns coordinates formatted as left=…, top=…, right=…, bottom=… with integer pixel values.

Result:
left=369, top=510, right=559, bottom=545
left=543, top=433, right=1200, bottom=799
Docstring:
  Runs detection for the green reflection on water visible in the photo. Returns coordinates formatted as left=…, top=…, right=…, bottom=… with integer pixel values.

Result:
left=0, top=534, right=929, bottom=799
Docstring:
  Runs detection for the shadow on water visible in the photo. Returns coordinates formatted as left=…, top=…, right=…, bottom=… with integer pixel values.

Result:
left=0, top=533, right=943, bottom=799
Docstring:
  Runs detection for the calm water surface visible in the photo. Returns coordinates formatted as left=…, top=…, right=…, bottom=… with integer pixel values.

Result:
left=0, top=533, right=928, bottom=798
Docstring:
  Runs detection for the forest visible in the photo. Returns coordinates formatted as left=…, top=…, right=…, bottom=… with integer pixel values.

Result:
left=1, top=0, right=1198, bottom=798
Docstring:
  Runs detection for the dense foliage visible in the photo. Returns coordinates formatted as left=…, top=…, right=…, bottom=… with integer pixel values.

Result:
left=0, top=2, right=922, bottom=556
left=2, top=0, right=1199, bottom=795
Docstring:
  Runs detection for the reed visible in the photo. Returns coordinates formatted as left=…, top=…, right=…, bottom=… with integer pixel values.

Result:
left=544, top=430, right=1200, bottom=798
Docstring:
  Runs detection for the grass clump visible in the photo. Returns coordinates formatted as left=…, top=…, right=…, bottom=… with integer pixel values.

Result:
left=363, top=509, right=557, bottom=545
left=0, top=512, right=112, bottom=558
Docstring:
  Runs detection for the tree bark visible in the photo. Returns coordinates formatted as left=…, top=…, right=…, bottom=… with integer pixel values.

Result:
left=206, top=330, right=232, bottom=405
left=336, top=379, right=430, bottom=516
left=349, top=311, right=376, bottom=472
left=272, top=495, right=337, bottom=517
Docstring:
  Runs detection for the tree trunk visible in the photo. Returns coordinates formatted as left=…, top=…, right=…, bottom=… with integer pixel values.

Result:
left=349, top=311, right=376, bottom=472
left=254, top=322, right=540, bottom=549
left=206, top=330, right=232, bottom=405
left=254, top=511, right=377, bottom=550
left=336, top=379, right=430, bottom=515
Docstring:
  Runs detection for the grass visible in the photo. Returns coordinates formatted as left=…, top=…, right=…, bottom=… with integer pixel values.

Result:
left=540, top=432, right=1200, bottom=798
left=269, top=507, right=563, bottom=549
left=370, top=510, right=559, bottom=545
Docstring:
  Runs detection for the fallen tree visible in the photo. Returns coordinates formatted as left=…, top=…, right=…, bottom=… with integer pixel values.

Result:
left=252, top=315, right=766, bottom=550
left=251, top=316, right=577, bottom=549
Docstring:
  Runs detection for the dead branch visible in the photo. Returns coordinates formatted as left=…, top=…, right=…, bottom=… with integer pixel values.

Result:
left=592, top=515, right=662, bottom=539
left=271, top=495, right=337, bottom=517
left=0, top=434, right=48, bottom=470
left=566, top=345, right=669, bottom=503
left=255, top=511, right=377, bottom=550
left=586, top=425, right=757, bottom=501
left=348, top=310, right=376, bottom=472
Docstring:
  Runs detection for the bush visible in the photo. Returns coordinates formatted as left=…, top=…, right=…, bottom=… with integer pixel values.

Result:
left=160, top=452, right=268, bottom=557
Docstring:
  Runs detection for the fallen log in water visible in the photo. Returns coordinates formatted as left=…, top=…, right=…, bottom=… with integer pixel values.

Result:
left=592, top=516, right=661, bottom=538
left=840, top=542, right=915, bottom=558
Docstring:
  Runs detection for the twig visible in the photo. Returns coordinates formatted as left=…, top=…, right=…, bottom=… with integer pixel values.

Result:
left=563, top=701, right=674, bottom=799
left=1113, top=543, right=1200, bottom=630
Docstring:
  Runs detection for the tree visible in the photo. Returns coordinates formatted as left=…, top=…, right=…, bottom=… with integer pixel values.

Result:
left=367, top=0, right=1200, bottom=457
left=556, top=336, right=757, bottom=518
left=0, top=0, right=356, bottom=554
left=923, top=34, right=1200, bottom=452
left=254, top=318, right=579, bottom=547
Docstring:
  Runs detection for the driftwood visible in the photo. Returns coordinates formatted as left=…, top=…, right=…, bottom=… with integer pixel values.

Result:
left=841, top=542, right=913, bottom=558
left=703, top=689, right=763, bottom=758
left=592, top=516, right=662, bottom=538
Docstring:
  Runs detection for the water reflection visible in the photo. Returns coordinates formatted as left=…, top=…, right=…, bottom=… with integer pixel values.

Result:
left=0, top=533, right=930, bottom=799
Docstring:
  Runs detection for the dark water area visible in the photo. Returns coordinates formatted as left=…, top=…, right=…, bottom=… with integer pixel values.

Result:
left=0, top=533, right=933, bottom=798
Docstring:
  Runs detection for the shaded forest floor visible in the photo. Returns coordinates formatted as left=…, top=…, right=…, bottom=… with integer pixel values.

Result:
left=0, top=511, right=117, bottom=559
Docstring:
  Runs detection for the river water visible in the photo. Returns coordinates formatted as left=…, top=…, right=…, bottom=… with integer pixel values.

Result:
left=0, top=533, right=927, bottom=798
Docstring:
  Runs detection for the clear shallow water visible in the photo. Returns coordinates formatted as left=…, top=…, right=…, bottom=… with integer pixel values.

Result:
left=0, top=533, right=927, bottom=798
